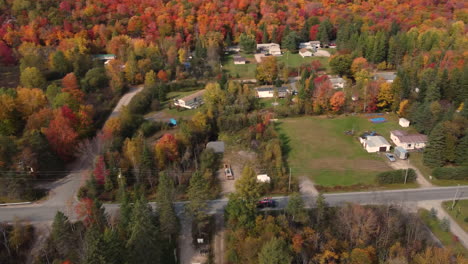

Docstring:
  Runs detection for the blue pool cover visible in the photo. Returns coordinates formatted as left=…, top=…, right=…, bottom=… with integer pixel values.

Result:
left=370, top=117, right=386, bottom=123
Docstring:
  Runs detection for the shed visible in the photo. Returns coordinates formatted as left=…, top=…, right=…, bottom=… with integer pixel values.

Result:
left=394, top=146, right=408, bottom=160
left=233, top=55, right=246, bottom=64
left=174, top=90, right=206, bottom=109
left=206, top=141, right=225, bottom=153
left=399, top=118, right=410, bottom=127
left=299, top=48, right=313, bottom=58
left=257, top=174, right=271, bottom=183
left=362, top=136, right=391, bottom=153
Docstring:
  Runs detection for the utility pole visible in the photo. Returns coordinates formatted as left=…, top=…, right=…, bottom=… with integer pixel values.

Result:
left=288, top=167, right=292, bottom=193
left=451, top=184, right=460, bottom=210
left=404, top=158, right=410, bottom=184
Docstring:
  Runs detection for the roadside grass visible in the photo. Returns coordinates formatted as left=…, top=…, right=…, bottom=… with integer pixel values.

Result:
left=410, top=153, right=468, bottom=186
left=419, top=208, right=468, bottom=257
left=277, top=114, right=418, bottom=191
left=277, top=51, right=330, bottom=70
left=442, top=200, right=468, bottom=233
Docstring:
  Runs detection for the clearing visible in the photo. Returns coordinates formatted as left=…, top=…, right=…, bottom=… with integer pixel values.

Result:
left=277, top=114, right=418, bottom=191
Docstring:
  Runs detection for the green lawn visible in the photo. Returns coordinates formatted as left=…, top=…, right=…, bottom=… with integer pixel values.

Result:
left=419, top=209, right=468, bottom=257
left=221, top=54, right=257, bottom=79
left=277, top=114, right=415, bottom=189
left=443, top=200, right=468, bottom=233
left=277, top=51, right=330, bottom=70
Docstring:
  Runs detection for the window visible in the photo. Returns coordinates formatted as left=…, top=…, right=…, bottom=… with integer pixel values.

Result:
left=407, top=144, right=412, bottom=148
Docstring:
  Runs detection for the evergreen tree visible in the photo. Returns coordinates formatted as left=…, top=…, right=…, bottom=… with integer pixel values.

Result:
left=260, top=23, right=268, bottom=43
left=282, top=31, right=300, bottom=53
left=83, top=225, right=106, bottom=264
left=317, top=19, right=333, bottom=44
left=51, top=211, right=77, bottom=261
left=239, top=33, right=257, bottom=53
left=258, top=237, right=293, bottom=264
left=425, top=83, right=441, bottom=102
left=423, top=123, right=447, bottom=167
left=156, top=173, right=178, bottom=240
left=102, top=228, right=125, bottom=264
left=118, top=182, right=132, bottom=239
left=315, top=193, right=327, bottom=228
left=286, top=192, right=309, bottom=224
left=455, top=134, right=468, bottom=166
left=188, top=171, right=210, bottom=222
left=126, top=196, right=161, bottom=264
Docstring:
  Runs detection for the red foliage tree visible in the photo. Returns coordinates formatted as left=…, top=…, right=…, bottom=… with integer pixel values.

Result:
left=62, top=73, right=84, bottom=102
left=93, top=155, right=108, bottom=185
left=44, top=110, right=78, bottom=161
left=330, top=91, right=345, bottom=113
left=0, top=41, right=16, bottom=65
left=309, top=25, right=319, bottom=41
left=157, top=69, right=168, bottom=82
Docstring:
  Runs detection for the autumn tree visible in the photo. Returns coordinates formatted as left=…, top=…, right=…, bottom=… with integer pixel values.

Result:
left=15, top=87, right=47, bottom=119
left=330, top=91, right=345, bottom=113
left=377, top=82, right=393, bottom=110
left=154, top=134, right=179, bottom=169
left=44, top=109, right=78, bottom=161
left=62, top=73, right=84, bottom=103
left=330, top=54, right=352, bottom=77
left=239, top=33, right=257, bottom=54
left=20, top=67, right=46, bottom=89
left=50, top=50, right=71, bottom=75
left=256, top=56, right=278, bottom=84
left=286, top=192, right=308, bottom=224
left=258, top=237, right=293, bottom=264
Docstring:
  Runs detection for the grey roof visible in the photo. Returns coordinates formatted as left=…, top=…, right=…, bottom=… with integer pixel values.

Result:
left=374, top=72, right=397, bottom=81
left=366, top=136, right=391, bottom=148
left=391, top=130, right=428, bottom=143
left=178, top=90, right=206, bottom=102
left=233, top=55, right=246, bottom=62
left=256, top=86, right=289, bottom=92
left=330, top=77, right=344, bottom=84
left=206, top=141, right=225, bottom=153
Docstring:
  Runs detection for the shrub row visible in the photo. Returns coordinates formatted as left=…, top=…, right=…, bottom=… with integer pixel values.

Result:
left=432, top=167, right=468, bottom=180
left=376, top=169, right=416, bottom=184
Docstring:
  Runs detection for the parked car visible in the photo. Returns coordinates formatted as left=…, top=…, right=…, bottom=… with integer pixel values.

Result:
left=257, top=198, right=276, bottom=208
left=224, top=164, right=234, bottom=180
left=385, top=153, right=396, bottom=162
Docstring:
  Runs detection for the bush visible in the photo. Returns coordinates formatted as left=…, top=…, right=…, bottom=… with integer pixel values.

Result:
left=432, top=167, right=468, bottom=180
left=376, top=169, right=416, bottom=184
left=140, top=121, right=164, bottom=137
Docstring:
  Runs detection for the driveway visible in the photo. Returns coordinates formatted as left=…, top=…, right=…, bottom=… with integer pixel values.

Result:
left=387, top=159, right=433, bottom=188
left=314, top=49, right=331, bottom=57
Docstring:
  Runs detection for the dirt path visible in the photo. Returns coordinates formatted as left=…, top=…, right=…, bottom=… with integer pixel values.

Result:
left=387, top=159, right=433, bottom=188
left=213, top=214, right=225, bottom=264
left=298, top=176, right=319, bottom=207
left=418, top=200, right=468, bottom=249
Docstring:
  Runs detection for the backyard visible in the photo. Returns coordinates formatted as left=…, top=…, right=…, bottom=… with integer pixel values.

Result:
left=277, top=114, right=418, bottom=191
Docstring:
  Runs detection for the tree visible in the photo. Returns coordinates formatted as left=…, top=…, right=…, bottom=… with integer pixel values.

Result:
left=44, top=109, right=78, bottom=161
left=256, top=56, right=278, bottom=84
left=258, top=237, right=293, bottom=264
left=125, top=51, right=138, bottom=84
left=350, top=247, right=375, bottom=264
left=203, top=82, right=227, bottom=118
left=20, top=67, right=46, bottom=89
left=156, top=173, right=178, bottom=240
left=282, top=31, right=300, bottom=53
left=329, top=54, right=352, bottom=77
left=126, top=195, right=160, bottom=264
left=455, top=134, right=468, bottom=166
left=15, top=87, right=47, bottom=119
left=377, top=82, right=393, bottom=110
left=317, top=19, right=333, bottom=44
left=188, top=171, right=210, bottom=222
left=315, top=193, right=327, bottom=228
left=330, top=91, right=345, bottom=113
left=235, top=165, right=261, bottom=211
left=423, top=123, right=446, bottom=167
left=154, top=134, right=179, bottom=169
left=239, top=33, right=256, bottom=54
left=286, top=192, right=308, bottom=224
left=51, top=211, right=77, bottom=261
left=82, top=67, right=108, bottom=92
left=351, top=57, right=369, bottom=77
left=62, top=73, right=84, bottom=103
left=157, top=70, right=168, bottom=82
left=50, top=50, right=70, bottom=75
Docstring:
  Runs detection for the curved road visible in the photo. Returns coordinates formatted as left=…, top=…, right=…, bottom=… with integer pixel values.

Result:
left=1, top=185, right=468, bottom=223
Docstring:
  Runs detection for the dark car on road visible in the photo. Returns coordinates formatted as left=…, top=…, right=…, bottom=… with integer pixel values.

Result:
left=257, top=198, right=276, bottom=208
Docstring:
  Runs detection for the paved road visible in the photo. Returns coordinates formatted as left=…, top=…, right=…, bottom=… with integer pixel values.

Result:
left=2, top=186, right=468, bottom=223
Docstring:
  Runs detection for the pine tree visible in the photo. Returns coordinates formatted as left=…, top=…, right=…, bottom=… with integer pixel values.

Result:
left=157, top=173, right=179, bottom=240
left=455, top=134, right=468, bottom=166
left=188, top=171, right=210, bottom=234
left=423, top=123, right=447, bottom=167
left=51, top=211, right=77, bottom=261
left=102, top=228, right=125, bottom=264
left=315, top=193, right=327, bottom=229
left=258, top=237, right=293, bottom=264
left=83, top=225, right=106, bottom=264
left=125, top=51, right=138, bottom=84
left=126, top=196, right=161, bottom=264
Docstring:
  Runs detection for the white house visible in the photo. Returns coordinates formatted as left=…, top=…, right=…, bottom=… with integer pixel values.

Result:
left=256, top=86, right=289, bottom=98
left=390, top=130, right=428, bottom=150
left=233, top=55, right=246, bottom=64
left=329, top=76, right=345, bottom=89
left=257, top=174, right=271, bottom=183
left=257, top=43, right=282, bottom=56
left=174, top=90, right=206, bottom=109
left=299, top=41, right=320, bottom=49
left=399, top=118, right=410, bottom=127
left=226, top=45, right=241, bottom=53
left=362, top=136, right=391, bottom=153
left=374, top=72, right=397, bottom=83
left=299, top=48, right=313, bottom=58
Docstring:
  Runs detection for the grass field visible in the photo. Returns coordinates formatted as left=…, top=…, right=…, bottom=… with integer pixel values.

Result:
left=410, top=153, right=468, bottom=186
left=277, top=114, right=413, bottom=189
left=277, top=51, right=330, bottom=70
left=419, top=209, right=468, bottom=257
left=442, top=200, right=468, bottom=233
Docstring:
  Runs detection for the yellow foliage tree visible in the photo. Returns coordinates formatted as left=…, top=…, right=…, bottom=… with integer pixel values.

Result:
left=377, top=82, right=393, bottom=110
left=16, top=87, right=47, bottom=118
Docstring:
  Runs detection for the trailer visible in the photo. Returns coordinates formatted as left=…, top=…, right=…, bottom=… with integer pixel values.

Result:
left=394, top=146, right=408, bottom=160
left=224, top=164, right=234, bottom=180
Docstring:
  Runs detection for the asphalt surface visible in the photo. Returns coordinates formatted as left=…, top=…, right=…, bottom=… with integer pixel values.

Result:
left=2, top=186, right=468, bottom=223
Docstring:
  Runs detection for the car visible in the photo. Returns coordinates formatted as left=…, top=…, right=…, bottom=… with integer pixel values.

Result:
left=257, top=198, right=276, bottom=208
left=385, top=153, right=396, bottom=162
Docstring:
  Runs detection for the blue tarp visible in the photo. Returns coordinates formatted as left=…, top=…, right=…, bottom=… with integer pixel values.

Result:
left=370, top=117, right=386, bottom=123
left=169, top=118, right=177, bottom=126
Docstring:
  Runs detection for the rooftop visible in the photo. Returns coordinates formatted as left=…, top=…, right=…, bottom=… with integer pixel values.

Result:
left=206, top=141, right=225, bottom=153
left=374, top=72, right=397, bottom=81
left=366, top=136, right=390, bottom=147
left=178, top=90, right=206, bottom=102
left=391, top=130, right=428, bottom=143
left=256, top=86, right=289, bottom=92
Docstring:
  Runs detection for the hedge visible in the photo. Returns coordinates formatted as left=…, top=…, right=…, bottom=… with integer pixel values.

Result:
left=376, top=169, right=416, bottom=184
left=432, top=167, right=468, bottom=180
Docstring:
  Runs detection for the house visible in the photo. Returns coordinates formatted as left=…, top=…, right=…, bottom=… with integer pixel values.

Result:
left=329, top=76, right=345, bottom=89
left=257, top=174, right=271, bottom=183
left=299, top=48, right=313, bottom=58
left=206, top=141, right=225, bottom=153
left=299, top=41, right=320, bottom=49
left=233, top=55, right=246, bottom=64
left=390, top=130, right=428, bottom=150
left=374, top=72, right=397, bottom=83
left=361, top=136, right=391, bottom=153
left=93, top=54, right=116, bottom=65
left=226, top=45, right=241, bottom=53
left=255, top=86, right=289, bottom=98
left=399, top=118, right=410, bottom=127
left=174, top=90, right=206, bottom=109
left=257, top=43, right=282, bottom=56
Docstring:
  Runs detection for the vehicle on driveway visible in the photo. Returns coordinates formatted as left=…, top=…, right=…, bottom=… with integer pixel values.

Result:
left=385, top=153, right=396, bottom=162
left=224, top=164, right=234, bottom=180
left=257, top=198, right=276, bottom=208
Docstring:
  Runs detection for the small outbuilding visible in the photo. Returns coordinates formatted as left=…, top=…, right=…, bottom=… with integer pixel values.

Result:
left=399, top=118, right=410, bottom=127
left=394, top=146, right=408, bottom=160
left=233, top=55, right=246, bottom=64
left=299, top=48, right=313, bottom=58
left=206, top=141, right=225, bottom=154
left=257, top=174, right=271, bottom=183
left=362, top=136, right=391, bottom=153
left=174, top=90, right=206, bottom=109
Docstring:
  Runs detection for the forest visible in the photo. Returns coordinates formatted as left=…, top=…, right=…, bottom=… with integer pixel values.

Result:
left=0, top=0, right=467, bottom=262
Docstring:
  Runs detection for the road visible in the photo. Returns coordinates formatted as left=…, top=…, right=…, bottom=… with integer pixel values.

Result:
left=2, top=186, right=468, bottom=223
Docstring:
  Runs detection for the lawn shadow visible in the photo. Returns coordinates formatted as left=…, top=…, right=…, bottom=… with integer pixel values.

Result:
left=274, top=122, right=292, bottom=167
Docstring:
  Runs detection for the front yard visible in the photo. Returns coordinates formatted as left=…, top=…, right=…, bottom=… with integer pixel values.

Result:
left=277, top=114, right=419, bottom=191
